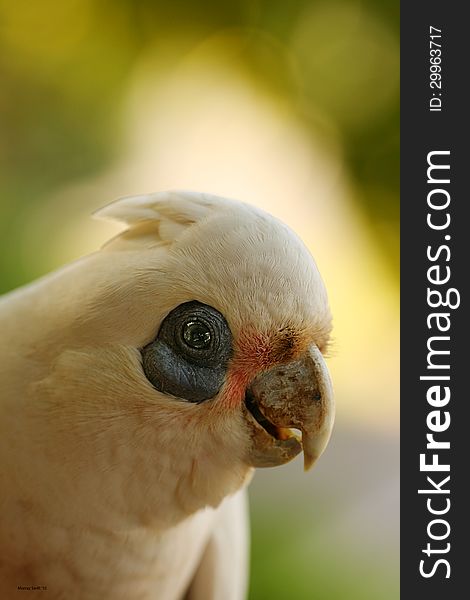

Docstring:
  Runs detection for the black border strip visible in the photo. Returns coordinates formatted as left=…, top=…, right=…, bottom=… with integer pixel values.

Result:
left=401, top=2, right=467, bottom=597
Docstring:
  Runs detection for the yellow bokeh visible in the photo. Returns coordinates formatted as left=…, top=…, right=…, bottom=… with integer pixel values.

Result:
left=1, top=3, right=399, bottom=598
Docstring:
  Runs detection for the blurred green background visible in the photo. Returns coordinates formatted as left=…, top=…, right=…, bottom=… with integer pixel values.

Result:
left=0, top=1, right=399, bottom=598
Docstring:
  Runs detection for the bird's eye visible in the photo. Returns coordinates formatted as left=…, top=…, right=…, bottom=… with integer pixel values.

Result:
left=182, top=320, right=211, bottom=349
left=141, top=301, right=233, bottom=403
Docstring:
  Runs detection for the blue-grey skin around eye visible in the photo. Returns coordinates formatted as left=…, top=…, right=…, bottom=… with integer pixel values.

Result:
left=141, top=301, right=233, bottom=403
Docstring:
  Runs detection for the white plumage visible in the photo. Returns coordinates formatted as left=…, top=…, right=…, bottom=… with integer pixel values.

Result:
left=0, top=191, right=334, bottom=599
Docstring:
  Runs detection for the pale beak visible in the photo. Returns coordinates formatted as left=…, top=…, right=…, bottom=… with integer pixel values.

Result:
left=244, top=345, right=335, bottom=470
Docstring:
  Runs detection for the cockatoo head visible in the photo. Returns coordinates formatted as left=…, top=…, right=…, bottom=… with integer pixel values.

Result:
left=35, top=191, right=334, bottom=525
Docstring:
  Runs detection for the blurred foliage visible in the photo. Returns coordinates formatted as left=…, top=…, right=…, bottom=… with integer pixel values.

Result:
left=0, top=3, right=399, bottom=599
left=0, top=0, right=398, bottom=294
left=250, top=510, right=399, bottom=600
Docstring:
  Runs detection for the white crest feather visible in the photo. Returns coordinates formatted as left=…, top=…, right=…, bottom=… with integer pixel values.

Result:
left=93, top=190, right=237, bottom=249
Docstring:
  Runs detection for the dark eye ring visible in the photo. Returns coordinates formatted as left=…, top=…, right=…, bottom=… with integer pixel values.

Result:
left=141, top=301, right=233, bottom=403
left=182, top=319, right=212, bottom=350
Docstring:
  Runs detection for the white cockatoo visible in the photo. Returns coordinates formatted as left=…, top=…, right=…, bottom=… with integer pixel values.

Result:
left=0, top=191, right=334, bottom=599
